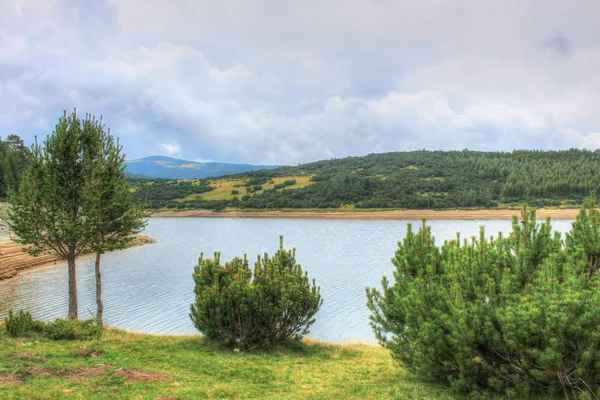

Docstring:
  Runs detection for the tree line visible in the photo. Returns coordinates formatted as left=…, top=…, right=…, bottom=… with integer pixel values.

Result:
left=0, top=135, right=30, bottom=198
left=132, top=148, right=600, bottom=210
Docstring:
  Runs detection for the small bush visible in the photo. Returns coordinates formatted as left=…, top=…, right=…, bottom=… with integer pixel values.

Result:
left=190, top=236, right=322, bottom=350
left=42, top=319, right=102, bottom=340
left=5, top=310, right=34, bottom=337
left=367, top=195, right=600, bottom=396
left=231, top=190, right=239, bottom=195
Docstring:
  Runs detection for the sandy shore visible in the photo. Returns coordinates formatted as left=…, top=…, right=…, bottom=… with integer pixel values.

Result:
left=152, top=208, right=580, bottom=220
left=0, top=235, right=156, bottom=281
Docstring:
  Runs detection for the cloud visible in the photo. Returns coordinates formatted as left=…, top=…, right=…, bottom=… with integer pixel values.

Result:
left=545, top=33, right=573, bottom=56
left=564, top=129, right=600, bottom=150
left=162, top=142, right=181, bottom=157
left=1, top=0, right=600, bottom=165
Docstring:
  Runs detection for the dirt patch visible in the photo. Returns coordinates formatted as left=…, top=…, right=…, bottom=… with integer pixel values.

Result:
left=9, top=351, right=44, bottom=361
left=67, top=366, right=111, bottom=382
left=0, top=374, right=20, bottom=385
left=113, top=368, right=172, bottom=382
left=28, top=366, right=108, bottom=382
left=72, top=348, right=106, bottom=359
left=0, top=365, right=171, bottom=385
left=0, top=365, right=110, bottom=385
left=154, top=398, right=185, bottom=400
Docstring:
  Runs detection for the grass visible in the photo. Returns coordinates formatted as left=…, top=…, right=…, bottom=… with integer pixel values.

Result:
left=0, top=328, right=472, bottom=400
left=182, top=176, right=314, bottom=202
left=0, top=328, right=563, bottom=399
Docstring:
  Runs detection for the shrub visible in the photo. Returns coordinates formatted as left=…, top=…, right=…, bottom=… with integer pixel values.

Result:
left=5, top=310, right=34, bottom=337
left=42, top=319, right=102, bottom=340
left=366, top=195, right=600, bottom=396
left=190, top=237, right=322, bottom=350
left=231, top=190, right=239, bottom=195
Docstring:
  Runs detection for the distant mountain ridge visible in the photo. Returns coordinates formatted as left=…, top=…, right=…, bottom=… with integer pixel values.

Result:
left=124, top=155, right=282, bottom=179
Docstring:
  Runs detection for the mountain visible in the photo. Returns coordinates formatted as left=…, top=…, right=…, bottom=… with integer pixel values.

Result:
left=124, top=156, right=282, bottom=179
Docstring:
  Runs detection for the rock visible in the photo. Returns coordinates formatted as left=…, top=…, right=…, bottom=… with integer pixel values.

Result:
left=0, top=204, right=11, bottom=239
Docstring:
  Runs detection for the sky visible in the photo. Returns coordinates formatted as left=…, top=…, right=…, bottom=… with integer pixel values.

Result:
left=1, top=0, right=600, bottom=165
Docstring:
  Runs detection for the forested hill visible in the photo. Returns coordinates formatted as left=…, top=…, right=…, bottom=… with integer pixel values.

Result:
left=131, top=149, right=600, bottom=210
left=0, top=135, right=29, bottom=198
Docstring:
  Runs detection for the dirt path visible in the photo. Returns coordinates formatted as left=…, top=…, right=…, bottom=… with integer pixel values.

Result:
left=152, top=208, right=580, bottom=220
left=0, top=235, right=156, bottom=281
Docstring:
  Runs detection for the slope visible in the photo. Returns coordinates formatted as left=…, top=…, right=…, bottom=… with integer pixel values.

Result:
left=124, top=155, right=281, bottom=179
left=130, top=149, right=600, bottom=210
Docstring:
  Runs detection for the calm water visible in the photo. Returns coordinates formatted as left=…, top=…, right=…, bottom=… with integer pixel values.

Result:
left=0, top=218, right=575, bottom=343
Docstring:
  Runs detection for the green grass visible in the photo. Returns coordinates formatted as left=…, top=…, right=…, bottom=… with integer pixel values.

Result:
left=0, top=328, right=475, bottom=400
left=178, top=176, right=314, bottom=202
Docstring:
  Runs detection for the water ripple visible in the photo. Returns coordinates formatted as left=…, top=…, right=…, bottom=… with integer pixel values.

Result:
left=0, top=217, right=575, bottom=343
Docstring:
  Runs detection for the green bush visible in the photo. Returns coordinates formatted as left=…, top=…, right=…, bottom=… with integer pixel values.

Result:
left=4, top=311, right=100, bottom=340
left=5, top=310, right=34, bottom=337
left=190, top=236, right=322, bottom=350
left=367, top=194, right=600, bottom=397
left=41, top=319, right=102, bottom=340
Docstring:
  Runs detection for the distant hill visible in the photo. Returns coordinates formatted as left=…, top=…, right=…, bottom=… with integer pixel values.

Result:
left=130, top=149, right=600, bottom=210
left=124, top=156, right=281, bottom=179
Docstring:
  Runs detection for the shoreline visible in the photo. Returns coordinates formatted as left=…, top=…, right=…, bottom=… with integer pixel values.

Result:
left=0, top=235, right=156, bottom=281
left=152, top=208, right=581, bottom=220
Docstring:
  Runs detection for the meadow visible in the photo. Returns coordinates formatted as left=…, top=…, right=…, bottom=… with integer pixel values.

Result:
left=0, top=328, right=463, bottom=400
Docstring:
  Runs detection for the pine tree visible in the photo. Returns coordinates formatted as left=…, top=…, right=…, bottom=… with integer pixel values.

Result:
left=190, top=237, right=322, bottom=349
left=82, top=121, right=148, bottom=327
left=0, top=137, right=22, bottom=198
left=366, top=197, right=600, bottom=396
left=8, top=111, right=97, bottom=319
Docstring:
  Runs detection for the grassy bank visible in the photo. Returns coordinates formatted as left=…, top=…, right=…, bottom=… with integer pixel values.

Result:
left=0, top=329, right=466, bottom=400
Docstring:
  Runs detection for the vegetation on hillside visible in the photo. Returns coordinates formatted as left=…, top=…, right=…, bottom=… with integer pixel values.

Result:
left=130, top=149, right=600, bottom=210
left=367, top=194, right=600, bottom=397
left=0, top=135, right=29, bottom=198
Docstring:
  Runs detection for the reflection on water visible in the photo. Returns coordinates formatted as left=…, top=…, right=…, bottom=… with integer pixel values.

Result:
left=0, top=217, right=575, bottom=343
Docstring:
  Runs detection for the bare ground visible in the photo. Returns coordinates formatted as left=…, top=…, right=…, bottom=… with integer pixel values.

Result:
left=0, top=235, right=157, bottom=281
left=152, top=208, right=580, bottom=220
left=0, top=364, right=170, bottom=385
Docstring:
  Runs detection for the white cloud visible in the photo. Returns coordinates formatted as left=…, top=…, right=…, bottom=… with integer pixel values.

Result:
left=564, top=129, right=600, bottom=150
left=162, top=142, right=181, bottom=156
left=1, top=0, right=600, bottom=165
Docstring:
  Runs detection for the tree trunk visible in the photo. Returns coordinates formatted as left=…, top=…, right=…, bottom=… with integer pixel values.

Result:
left=67, top=255, right=78, bottom=320
left=95, top=250, right=104, bottom=327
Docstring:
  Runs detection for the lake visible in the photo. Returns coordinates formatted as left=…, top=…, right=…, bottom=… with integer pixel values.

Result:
left=0, top=217, right=575, bottom=343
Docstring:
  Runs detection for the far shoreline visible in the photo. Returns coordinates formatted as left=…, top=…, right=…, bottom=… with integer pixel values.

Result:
left=151, top=208, right=581, bottom=220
